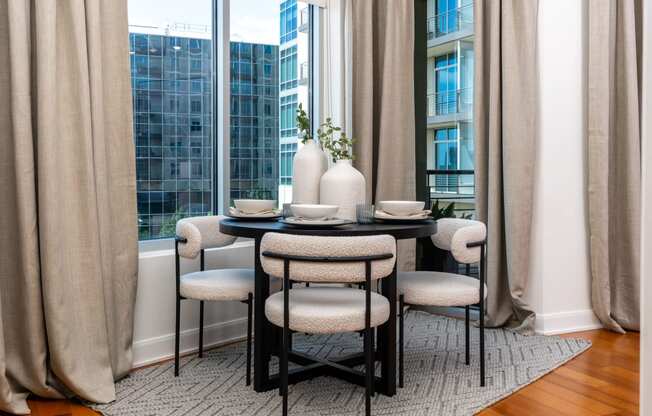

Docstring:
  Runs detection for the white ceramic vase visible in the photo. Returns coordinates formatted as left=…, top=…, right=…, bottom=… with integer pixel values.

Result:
left=319, top=159, right=366, bottom=221
left=291, top=139, right=329, bottom=204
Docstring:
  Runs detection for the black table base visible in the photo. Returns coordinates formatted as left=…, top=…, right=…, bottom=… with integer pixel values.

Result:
left=219, top=218, right=437, bottom=397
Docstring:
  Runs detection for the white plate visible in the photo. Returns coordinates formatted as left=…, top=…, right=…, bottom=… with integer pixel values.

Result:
left=374, top=210, right=431, bottom=221
left=280, top=217, right=353, bottom=227
left=228, top=207, right=281, bottom=219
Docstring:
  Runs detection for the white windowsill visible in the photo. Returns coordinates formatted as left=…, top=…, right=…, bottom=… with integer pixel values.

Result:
left=138, top=238, right=254, bottom=259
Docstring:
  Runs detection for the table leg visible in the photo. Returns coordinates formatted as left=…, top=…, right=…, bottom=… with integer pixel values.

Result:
left=253, top=237, right=273, bottom=391
left=378, top=259, right=397, bottom=396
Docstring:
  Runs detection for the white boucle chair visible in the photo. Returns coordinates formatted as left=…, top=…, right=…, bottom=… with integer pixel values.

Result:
left=174, top=215, right=255, bottom=383
left=398, top=218, right=488, bottom=387
left=260, top=232, right=396, bottom=416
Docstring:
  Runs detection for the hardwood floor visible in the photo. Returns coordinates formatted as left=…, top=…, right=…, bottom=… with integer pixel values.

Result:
left=25, top=329, right=639, bottom=416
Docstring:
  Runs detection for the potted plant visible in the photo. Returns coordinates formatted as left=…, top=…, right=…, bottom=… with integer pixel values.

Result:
left=318, top=119, right=366, bottom=221
left=291, top=104, right=328, bottom=204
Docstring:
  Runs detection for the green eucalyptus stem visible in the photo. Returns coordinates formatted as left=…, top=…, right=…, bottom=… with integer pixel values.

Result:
left=317, top=118, right=356, bottom=163
left=296, top=103, right=312, bottom=144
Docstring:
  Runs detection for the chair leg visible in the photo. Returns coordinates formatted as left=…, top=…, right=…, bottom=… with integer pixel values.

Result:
left=198, top=301, right=204, bottom=358
left=399, top=294, right=405, bottom=389
left=364, top=323, right=371, bottom=416
left=465, top=305, right=470, bottom=365
left=246, top=293, right=253, bottom=386
left=174, top=297, right=181, bottom=377
left=480, top=300, right=485, bottom=387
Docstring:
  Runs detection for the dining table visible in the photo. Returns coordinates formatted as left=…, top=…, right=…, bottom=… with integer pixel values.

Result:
left=219, top=218, right=437, bottom=397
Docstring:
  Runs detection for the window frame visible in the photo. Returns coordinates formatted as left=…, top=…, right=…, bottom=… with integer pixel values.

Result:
left=138, top=0, right=321, bottom=251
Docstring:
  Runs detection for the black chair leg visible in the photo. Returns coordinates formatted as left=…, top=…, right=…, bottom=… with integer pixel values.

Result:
left=246, top=293, right=253, bottom=386
left=174, top=297, right=181, bottom=377
left=480, top=300, right=485, bottom=387
left=364, top=325, right=371, bottom=416
left=198, top=300, right=204, bottom=358
left=399, top=294, right=405, bottom=388
left=465, top=305, right=470, bottom=365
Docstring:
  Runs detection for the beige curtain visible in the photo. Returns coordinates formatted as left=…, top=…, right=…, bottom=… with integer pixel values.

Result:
left=0, top=1, right=138, bottom=414
left=474, top=0, right=539, bottom=333
left=350, top=0, right=416, bottom=270
left=587, top=0, right=642, bottom=333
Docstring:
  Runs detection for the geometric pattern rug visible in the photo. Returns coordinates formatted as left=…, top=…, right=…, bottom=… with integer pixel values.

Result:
left=92, top=311, right=591, bottom=416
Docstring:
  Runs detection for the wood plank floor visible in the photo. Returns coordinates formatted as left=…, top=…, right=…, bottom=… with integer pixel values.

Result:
left=25, top=329, right=639, bottom=416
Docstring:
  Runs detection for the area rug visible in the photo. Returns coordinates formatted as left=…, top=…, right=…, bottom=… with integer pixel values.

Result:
left=92, top=311, right=591, bottom=416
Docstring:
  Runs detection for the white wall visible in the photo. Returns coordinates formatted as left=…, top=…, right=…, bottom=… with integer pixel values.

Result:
left=531, top=0, right=601, bottom=335
left=132, top=242, right=254, bottom=367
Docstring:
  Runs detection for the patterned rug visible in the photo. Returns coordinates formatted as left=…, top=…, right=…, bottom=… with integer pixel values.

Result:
left=92, top=311, right=591, bottom=416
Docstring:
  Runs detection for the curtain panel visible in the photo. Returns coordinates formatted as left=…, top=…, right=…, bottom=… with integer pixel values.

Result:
left=0, top=0, right=138, bottom=413
left=587, top=0, right=642, bottom=333
left=349, top=0, right=417, bottom=271
left=474, top=0, right=539, bottom=333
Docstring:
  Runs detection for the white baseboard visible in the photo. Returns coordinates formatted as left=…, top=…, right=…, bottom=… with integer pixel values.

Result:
left=132, top=317, right=248, bottom=368
left=535, top=309, right=603, bottom=335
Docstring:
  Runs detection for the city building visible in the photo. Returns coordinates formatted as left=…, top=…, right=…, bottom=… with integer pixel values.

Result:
left=130, top=25, right=214, bottom=240
left=426, top=0, right=475, bottom=212
left=130, top=25, right=279, bottom=239
left=230, top=42, right=280, bottom=203
left=278, top=0, right=311, bottom=204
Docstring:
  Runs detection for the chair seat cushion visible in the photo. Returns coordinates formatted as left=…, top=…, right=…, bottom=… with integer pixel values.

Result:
left=180, top=268, right=255, bottom=301
left=265, top=287, right=390, bottom=334
left=398, top=271, right=487, bottom=307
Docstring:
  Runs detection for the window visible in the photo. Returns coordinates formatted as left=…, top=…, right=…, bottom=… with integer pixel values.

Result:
left=425, top=0, right=475, bottom=215
left=128, top=2, right=214, bottom=240
left=129, top=0, right=316, bottom=241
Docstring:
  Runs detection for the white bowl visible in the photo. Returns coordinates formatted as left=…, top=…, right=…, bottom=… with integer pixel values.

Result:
left=234, top=199, right=276, bottom=214
left=291, top=204, right=339, bottom=219
left=378, top=200, right=425, bottom=216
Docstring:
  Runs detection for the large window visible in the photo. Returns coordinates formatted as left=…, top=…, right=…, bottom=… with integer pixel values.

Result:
left=129, top=2, right=214, bottom=240
left=129, top=0, right=315, bottom=240
left=426, top=0, right=475, bottom=216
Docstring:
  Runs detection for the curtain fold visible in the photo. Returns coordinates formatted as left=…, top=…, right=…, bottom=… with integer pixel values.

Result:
left=474, top=0, right=539, bottom=333
left=0, top=0, right=138, bottom=413
left=350, top=0, right=416, bottom=271
left=587, top=0, right=642, bottom=333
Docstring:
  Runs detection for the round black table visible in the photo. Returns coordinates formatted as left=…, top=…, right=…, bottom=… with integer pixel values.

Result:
left=219, top=218, right=436, bottom=397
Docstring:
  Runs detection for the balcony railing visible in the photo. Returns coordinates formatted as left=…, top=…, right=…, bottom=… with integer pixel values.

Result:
left=427, top=3, right=473, bottom=40
left=299, top=62, right=309, bottom=85
left=298, top=7, right=309, bottom=33
left=426, top=169, right=475, bottom=217
left=427, top=88, right=473, bottom=118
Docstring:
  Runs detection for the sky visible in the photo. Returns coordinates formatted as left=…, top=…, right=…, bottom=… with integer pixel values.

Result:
left=128, top=0, right=280, bottom=45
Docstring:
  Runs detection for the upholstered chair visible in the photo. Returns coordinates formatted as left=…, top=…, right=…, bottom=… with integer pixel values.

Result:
left=398, top=218, right=488, bottom=387
left=260, top=233, right=397, bottom=416
left=174, top=215, right=254, bottom=383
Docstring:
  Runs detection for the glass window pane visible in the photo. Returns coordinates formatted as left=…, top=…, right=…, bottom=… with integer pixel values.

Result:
left=128, top=0, right=213, bottom=240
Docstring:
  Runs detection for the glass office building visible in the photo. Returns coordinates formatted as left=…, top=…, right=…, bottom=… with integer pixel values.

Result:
left=229, top=42, right=280, bottom=203
left=130, top=29, right=279, bottom=239
left=130, top=30, right=214, bottom=240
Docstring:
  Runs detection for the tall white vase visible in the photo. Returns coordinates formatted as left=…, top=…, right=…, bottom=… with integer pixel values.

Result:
left=319, top=159, right=366, bottom=221
left=291, top=139, right=328, bottom=204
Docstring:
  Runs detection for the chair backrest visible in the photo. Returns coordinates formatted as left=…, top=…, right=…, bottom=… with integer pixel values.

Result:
left=175, top=215, right=236, bottom=259
left=431, top=218, right=486, bottom=264
left=260, top=233, right=396, bottom=283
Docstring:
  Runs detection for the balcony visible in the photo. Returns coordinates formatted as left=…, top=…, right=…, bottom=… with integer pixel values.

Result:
left=298, top=7, right=309, bottom=33
left=299, top=61, right=309, bottom=85
left=426, top=169, right=475, bottom=217
left=427, top=3, right=474, bottom=46
left=427, top=87, right=472, bottom=124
